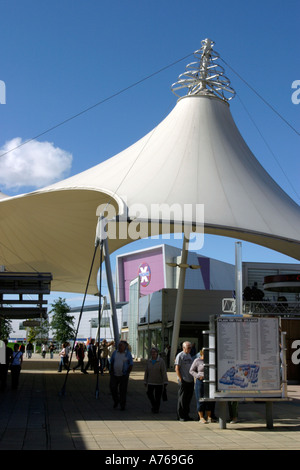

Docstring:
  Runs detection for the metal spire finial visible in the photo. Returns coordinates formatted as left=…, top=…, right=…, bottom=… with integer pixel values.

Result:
left=171, top=38, right=236, bottom=102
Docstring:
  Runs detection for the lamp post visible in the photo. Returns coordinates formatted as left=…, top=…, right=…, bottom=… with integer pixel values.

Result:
left=168, top=239, right=201, bottom=367
left=235, top=242, right=243, bottom=315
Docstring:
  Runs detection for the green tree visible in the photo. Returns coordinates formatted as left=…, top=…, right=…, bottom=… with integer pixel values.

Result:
left=0, top=317, right=12, bottom=340
left=28, top=318, right=50, bottom=345
left=50, top=297, right=75, bottom=345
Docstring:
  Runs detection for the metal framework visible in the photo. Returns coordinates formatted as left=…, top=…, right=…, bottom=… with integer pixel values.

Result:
left=222, top=298, right=300, bottom=318
left=171, top=38, right=236, bottom=102
left=0, top=272, right=52, bottom=320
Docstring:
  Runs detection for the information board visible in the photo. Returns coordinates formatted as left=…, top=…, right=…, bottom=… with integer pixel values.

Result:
left=216, top=317, right=281, bottom=397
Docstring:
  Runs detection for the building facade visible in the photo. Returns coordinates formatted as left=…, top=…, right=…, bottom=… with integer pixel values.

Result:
left=7, top=245, right=300, bottom=382
left=116, top=244, right=235, bottom=358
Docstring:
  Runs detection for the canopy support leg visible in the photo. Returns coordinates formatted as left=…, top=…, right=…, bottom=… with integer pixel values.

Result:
left=96, top=216, right=119, bottom=348
left=170, top=234, right=189, bottom=367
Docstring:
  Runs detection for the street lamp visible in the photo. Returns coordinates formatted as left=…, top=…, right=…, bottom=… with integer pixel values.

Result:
left=167, top=258, right=201, bottom=366
left=167, top=263, right=201, bottom=269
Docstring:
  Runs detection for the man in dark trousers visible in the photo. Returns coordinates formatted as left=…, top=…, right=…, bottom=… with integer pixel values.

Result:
left=109, top=341, right=133, bottom=411
left=84, top=338, right=96, bottom=374
left=175, top=341, right=194, bottom=421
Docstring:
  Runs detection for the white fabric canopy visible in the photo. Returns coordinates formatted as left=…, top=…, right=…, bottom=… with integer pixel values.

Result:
left=1, top=94, right=299, bottom=293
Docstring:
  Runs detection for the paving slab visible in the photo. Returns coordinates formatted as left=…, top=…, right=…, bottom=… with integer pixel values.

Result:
left=0, top=353, right=300, bottom=455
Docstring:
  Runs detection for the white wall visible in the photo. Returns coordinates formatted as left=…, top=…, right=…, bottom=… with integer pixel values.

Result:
left=209, top=259, right=235, bottom=290
left=8, top=307, right=123, bottom=343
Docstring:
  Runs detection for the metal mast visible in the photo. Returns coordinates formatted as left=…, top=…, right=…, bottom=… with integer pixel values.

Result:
left=171, top=38, right=236, bottom=102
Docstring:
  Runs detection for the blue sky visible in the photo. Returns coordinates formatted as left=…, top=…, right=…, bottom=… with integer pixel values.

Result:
left=0, top=0, right=299, bottom=307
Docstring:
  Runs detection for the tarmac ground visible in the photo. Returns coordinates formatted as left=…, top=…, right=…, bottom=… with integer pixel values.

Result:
left=1, top=353, right=300, bottom=455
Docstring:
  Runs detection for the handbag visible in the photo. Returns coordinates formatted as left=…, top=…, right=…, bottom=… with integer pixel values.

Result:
left=162, top=386, right=168, bottom=401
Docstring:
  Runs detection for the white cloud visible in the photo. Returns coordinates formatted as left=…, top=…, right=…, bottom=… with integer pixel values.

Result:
left=0, top=137, right=73, bottom=191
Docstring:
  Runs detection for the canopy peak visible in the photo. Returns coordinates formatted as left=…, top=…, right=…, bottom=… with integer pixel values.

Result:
left=171, top=38, right=236, bottom=102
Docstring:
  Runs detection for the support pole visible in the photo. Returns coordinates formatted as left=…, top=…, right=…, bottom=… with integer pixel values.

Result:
left=281, top=331, right=288, bottom=398
left=60, top=242, right=99, bottom=397
left=95, top=296, right=107, bottom=344
left=235, top=241, right=243, bottom=315
left=170, top=234, right=189, bottom=367
left=95, top=239, right=104, bottom=399
left=96, top=216, right=119, bottom=347
left=103, top=236, right=119, bottom=347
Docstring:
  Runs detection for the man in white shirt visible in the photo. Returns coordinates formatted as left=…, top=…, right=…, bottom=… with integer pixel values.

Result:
left=174, top=341, right=194, bottom=421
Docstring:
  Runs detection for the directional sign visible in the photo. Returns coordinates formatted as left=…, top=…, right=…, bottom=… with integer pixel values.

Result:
left=23, top=320, right=41, bottom=327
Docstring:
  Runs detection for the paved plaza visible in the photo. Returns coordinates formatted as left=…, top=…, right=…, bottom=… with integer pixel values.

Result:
left=0, top=353, right=300, bottom=452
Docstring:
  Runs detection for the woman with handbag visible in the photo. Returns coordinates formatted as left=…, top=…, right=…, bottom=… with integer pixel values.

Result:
left=144, top=347, right=168, bottom=414
left=189, top=349, right=217, bottom=423
left=11, top=343, right=23, bottom=390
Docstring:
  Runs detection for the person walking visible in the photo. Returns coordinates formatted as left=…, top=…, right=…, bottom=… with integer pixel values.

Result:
left=26, top=341, right=33, bottom=359
left=11, top=343, right=23, bottom=390
left=190, top=349, right=216, bottom=423
left=109, top=341, right=133, bottom=410
left=144, top=347, right=168, bottom=413
left=42, top=343, right=47, bottom=358
left=72, top=343, right=86, bottom=373
left=99, top=339, right=114, bottom=375
left=84, top=339, right=96, bottom=374
left=65, top=342, right=71, bottom=365
left=49, top=343, right=55, bottom=359
left=164, top=344, right=171, bottom=368
left=57, top=343, right=68, bottom=372
left=174, top=341, right=194, bottom=421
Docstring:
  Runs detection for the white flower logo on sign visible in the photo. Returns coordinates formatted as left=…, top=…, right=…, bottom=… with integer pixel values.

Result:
left=138, top=263, right=151, bottom=287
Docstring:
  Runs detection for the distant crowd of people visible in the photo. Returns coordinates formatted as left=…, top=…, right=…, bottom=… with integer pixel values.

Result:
left=57, top=338, right=115, bottom=374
